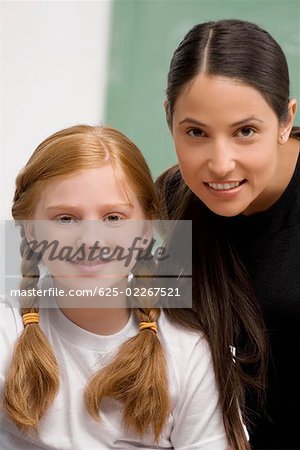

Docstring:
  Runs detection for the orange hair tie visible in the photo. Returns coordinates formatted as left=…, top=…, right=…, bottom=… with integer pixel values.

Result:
left=139, top=321, right=158, bottom=333
left=23, top=312, right=39, bottom=326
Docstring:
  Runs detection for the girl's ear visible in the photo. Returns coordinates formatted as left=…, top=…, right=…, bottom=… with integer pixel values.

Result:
left=279, top=99, right=297, bottom=144
left=23, top=221, right=36, bottom=244
left=142, top=219, right=154, bottom=248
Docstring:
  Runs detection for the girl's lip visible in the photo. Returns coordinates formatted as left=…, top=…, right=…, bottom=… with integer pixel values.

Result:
left=68, top=259, right=109, bottom=273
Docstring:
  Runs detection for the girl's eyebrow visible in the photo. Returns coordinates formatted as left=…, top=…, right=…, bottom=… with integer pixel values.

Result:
left=45, top=203, right=133, bottom=211
left=179, top=116, right=264, bottom=127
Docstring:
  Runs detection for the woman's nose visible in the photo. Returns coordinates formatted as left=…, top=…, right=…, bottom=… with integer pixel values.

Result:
left=207, top=144, right=235, bottom=178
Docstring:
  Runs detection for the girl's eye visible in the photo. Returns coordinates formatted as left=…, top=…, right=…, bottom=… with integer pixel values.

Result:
left=103, top=214, right=124, bottom=223
left=236, top=127, right=256, bottom=138
left=187, top=128, right=205, bottom=138
left=57, top=215, right=77, bottom=224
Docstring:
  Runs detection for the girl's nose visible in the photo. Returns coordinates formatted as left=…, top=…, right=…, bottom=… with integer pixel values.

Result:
left=76, top=221, right=107, bottom=250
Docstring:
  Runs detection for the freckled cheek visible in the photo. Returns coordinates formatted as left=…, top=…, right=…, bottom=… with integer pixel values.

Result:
left=34, top=227, right=78, bottom=251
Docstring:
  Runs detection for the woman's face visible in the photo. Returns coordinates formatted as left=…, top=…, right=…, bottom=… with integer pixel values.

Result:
left=171, top=74, right=286, bottom=217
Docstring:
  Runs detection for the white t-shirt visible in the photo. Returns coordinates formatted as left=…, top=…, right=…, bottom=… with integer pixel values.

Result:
left=0, top=297, right=228, bottom=449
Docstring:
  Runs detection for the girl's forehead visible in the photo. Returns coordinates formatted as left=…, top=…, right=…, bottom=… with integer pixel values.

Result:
left=35, top=166, right=136, bottom=212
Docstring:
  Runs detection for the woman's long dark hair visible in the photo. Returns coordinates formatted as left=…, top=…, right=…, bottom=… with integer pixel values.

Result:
left=160, top=19, right=300, bottom=449
left=157, top=167, right=266, bottom=450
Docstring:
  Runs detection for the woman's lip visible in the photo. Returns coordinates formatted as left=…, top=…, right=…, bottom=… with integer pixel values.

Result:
left=204, top=180, right=247, bottom=198
left=205, top=180, right=244, bottom=184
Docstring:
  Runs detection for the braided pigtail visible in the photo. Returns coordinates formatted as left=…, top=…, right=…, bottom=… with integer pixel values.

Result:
left=84, top=307, right=171, bottom=442
left=3, top=228, right=60, bottom=431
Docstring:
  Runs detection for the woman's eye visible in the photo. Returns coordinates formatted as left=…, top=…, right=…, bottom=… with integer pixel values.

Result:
left=57, top=215, right=77, bottom=224
left=236, top=127, right=256, bottom=138
left=187, top=128, right=205, bottom=138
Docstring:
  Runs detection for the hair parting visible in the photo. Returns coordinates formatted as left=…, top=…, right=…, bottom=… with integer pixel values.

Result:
left=166, top=19, right=300, bottom=141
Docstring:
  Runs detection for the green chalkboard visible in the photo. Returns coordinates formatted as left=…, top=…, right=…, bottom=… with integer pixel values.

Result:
left=105, top=0, right=300, bottom=177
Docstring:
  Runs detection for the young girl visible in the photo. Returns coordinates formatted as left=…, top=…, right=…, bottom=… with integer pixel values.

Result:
left=0, top=125, right=231, bottom=449
left=158, top=19, right=300, bottom=450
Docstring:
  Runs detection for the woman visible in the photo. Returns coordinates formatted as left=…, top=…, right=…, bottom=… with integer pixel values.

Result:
left=157, top=19, right=300, bottom=450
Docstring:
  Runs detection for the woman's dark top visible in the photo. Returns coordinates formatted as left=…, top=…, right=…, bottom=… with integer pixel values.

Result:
left=159, top=151, right=300, bottom=450
left=218, top=152, right=300, bottom=450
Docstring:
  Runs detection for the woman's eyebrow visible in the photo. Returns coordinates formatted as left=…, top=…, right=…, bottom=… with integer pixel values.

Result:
left=179, top=117, right=206, bottom=126
left=231, top=117, right=265, bottom=127
left=179, top=116, right=265, bottom=127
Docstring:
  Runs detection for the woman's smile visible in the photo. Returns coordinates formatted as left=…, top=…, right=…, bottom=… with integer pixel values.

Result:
left=204, top=179, right=247, bottom=198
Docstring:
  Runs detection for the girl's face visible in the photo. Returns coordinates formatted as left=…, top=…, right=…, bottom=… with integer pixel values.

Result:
left=171, top=74, right=291, bottom=216
left=28, top=165, right=150, bottom=296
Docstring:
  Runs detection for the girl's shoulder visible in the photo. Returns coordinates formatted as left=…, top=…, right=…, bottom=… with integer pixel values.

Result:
left=158, top=310, right=209, bottom=360
left=0, top=296, right=22, bottom=340
left=0, top=297, right=23, bottom=383
left=157, top=312, right=215, bottom=403
left=157, top=311, right=227, bottom=448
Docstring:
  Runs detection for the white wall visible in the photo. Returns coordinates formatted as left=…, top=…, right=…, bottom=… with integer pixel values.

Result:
left=0, top=0, right=112, bottom=296
left=1, top=0, right=112, bottom=220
